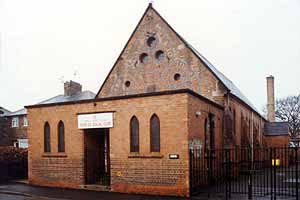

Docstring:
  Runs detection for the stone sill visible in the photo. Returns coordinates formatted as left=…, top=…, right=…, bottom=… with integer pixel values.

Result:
left=128, top=153, right=163, bottom=159
left=42, top=153, right=67, bottom=158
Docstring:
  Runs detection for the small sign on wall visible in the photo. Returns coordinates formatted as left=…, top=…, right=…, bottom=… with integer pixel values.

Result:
left=78, top=112, right=113, bottom=129
left=169, top=154, right=179, bottom=159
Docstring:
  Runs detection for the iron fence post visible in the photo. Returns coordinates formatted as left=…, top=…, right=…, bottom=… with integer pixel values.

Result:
left=248, top=148, right=252, bottom=200
left=296, top=147, right=299, bottom=200
left=270, top=148, right=274, bottom=200
left=273, top=148, right=277, bottom=200
left=225, top=149, right=229, bottom=200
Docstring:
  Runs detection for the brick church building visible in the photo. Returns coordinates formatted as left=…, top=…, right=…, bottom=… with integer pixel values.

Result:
left=26, top=4, right=289, bottom=197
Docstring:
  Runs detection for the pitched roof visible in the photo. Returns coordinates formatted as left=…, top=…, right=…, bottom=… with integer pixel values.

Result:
left=0, top=107, right=11, bottom=117
left=96, top=4, right=263, bottom=118
left=38, top=91, right=95, bottom=105
left=185, top=42, right=262, bottom=116
left=7, top=91, right=96, bottom=116
left=4, top=108, right=27, bottom=117
left=150, top=6, right=263, bottom=117
left=264, top=122, right=289, bottom=136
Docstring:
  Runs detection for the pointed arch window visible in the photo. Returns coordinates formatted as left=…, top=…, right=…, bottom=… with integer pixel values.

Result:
left=130, top=116, right=139, bottom=152
left=44, top=122, right=51, bottom=153
left=150, top=114, right=160, bottom=152
left=58, top=121, right=65, bottom=152
left=204, top=118, right=209, bottom=151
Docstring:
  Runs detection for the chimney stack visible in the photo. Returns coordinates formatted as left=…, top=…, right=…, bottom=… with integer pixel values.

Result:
left=267, top=75, right=275, bottom=122
left=64, top=80, right=82, bottom=96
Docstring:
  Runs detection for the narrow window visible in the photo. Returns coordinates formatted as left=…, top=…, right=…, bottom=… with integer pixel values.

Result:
left=150, top=114, right=160, bottom=152
left=23, top=116, right=28, bottom=127
left=130, top=116, right=139, bottom=152
left=12, top=117, right=19, bottom=128
left=204, top=118, right=209, bottom=151
left=233, top=109, right=236, bottom=135
left=44, top=122, right=51, bottom=152
left=58, top=121, right=65, bottom=152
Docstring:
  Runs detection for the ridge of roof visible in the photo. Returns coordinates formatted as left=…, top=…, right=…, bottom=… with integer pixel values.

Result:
left=95, top=4, right=264, bottom=119
left=185, top=42, right=263, bottom=116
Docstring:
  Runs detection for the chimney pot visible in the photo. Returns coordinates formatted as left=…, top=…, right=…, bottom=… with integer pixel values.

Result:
left=64, top=80, right=82, bottom=96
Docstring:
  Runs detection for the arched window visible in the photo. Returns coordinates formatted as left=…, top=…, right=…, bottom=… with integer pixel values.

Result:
left=44, top=122, right=51, bottom=152
left=204, top=118, right=209, bottom=151
left=150, top=114, right=160, bottom=152
left=233, top=109, right=236, bottom=135
left=58, top=121, right=65, bottom=152
left=130, top=116, right=139, bottom=152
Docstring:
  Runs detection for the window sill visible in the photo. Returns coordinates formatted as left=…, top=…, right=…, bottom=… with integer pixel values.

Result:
left=42, top=153, right=67, bottom=158
left=128, top=153, right=163, bottom=159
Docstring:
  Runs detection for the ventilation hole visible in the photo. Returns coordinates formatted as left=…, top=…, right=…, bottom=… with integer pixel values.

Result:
left=125, top=81, right=131, bottom=87
left=155, top=50, right=165, bottom=61
left=174, top=73, right=181, bottom=81
left=139, top=53, right=149, bottom=64
left=147, top=36, right=157, bottom=47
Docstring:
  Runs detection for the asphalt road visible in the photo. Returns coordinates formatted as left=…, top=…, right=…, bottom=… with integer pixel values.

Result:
left=0, top=183, right=296, bottom=200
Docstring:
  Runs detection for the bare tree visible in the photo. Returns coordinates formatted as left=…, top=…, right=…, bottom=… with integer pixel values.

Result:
left=275, top=95, right=300, bottom=138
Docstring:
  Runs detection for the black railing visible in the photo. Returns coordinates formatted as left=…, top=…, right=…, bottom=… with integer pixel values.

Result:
left=0, top=158, right=28, bottom=183
left=190, top=147, right=300, bottom=199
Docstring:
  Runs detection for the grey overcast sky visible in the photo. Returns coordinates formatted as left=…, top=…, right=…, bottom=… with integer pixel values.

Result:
left=0, top=0, right=299, bottom=112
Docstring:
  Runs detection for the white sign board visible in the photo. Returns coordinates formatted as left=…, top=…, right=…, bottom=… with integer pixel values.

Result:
left=78, top=112, right=113, bottom=129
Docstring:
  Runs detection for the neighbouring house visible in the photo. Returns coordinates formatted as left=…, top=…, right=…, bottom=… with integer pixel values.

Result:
left=3, top=81, right=95, bottom=148
left=0, top=107, right=12, bottom=146
left=25, top=4, right=289, bottom=197
left=4, top=108, right=28, bottom=148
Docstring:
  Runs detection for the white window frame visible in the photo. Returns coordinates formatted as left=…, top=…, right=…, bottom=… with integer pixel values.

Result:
left=12, top=117, right=19, bottom=128
left=23, top=116, right=28, bottom=127
left=18, top=139, right=28, bottom=148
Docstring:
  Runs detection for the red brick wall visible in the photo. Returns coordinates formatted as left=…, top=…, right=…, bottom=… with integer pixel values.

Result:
left=27, top=93, right=194, bottom=197
left=187, top=95, right=224, bottom=150
left=227, top=96, right=266, bottom=148
left=263, top=135, right=289, bottom=148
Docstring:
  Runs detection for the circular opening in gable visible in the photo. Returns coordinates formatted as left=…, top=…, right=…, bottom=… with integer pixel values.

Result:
left=125, top=81, right=131, bottom=87
left=155, top=50, right=165, bottom=61
left=139, top=53, right=149, bottom=64
left=174, top=73, right=181, bottom=81
left=147, top=36, right=157, bottom=47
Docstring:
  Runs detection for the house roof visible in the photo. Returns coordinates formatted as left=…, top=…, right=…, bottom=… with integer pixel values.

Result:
left=185, top=43, right=262, bottom=116
left=38, top=91, right=95, bottom=105
left=264, top=122, right=289, bottom=136
left=0, top=107, right=11, bottom=117
left=4, top=108, right=27, bottom=117
left=7, top=91, right=96, bottom=116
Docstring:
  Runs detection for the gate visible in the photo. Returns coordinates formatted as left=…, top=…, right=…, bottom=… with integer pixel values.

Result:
left=190, top=147, right=300, bottom=199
